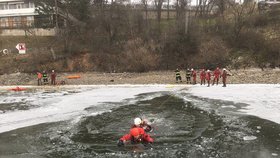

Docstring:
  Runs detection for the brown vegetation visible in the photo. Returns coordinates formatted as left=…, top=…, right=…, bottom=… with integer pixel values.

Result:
left=0, top=1, right=279, bottom=74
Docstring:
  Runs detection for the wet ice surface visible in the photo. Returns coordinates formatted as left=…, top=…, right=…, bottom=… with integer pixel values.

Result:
left=188, top=84, right=280, bottom=124
left=0, top=85, right=176, bottom=133
left=0, top=84, right=280, bottom=158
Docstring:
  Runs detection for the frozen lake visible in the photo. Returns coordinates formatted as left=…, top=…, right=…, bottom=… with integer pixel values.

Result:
left=0, top=84, right=279, bottom=158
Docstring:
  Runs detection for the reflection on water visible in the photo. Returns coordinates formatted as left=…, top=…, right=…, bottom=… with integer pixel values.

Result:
left=0, top=91, right=280, bottom=158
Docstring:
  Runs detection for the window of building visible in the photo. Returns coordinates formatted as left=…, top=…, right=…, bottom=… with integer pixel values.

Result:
left=0, top=1, right=34, bottom=10
left=21, top=2, right=29, bottom=8
left=9, top=4, right=17, bottom=9
left=0, top=4, right=5, bottom=10
left=27, top=16, right=34, bottom=26
left=13, top=16, right=21, bottom=27
left=0, top=18, right=8, bottom=28
left=0, top=3, right=8, bottom=10
left=29, top=2, right=34, bottom=8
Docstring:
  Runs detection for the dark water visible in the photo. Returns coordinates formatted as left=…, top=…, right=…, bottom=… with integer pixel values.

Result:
left=0, top=91, right=280, bottom=158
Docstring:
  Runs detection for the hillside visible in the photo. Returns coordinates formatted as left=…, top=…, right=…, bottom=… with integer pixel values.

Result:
left=0, top=4, right=279, bottom=74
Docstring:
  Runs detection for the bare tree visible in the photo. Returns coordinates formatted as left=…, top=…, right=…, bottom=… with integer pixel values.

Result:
left=154, top=0, right=163, bottom=32
left=167, top=0, right=170, bottom=20
left=176, top=0, right=189, bottom=33
left=195, top=0, right=216, bottom=17
left=227, top=1, right=257, bottom=39
left=141, top=0, right=149, bottom=21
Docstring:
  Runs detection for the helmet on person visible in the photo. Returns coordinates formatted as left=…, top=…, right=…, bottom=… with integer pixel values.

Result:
left=134, top=118, right=142, bottom=126
left=191, top=68, right=194, bottom=71
left=223, top=68, right=226, bottom=71
left=207, top=70, right=210, bottom=72
left=130, top=128, right=140, bottom=137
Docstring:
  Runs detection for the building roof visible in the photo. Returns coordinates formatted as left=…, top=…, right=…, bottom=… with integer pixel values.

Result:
left=0, top=0, right=37, bottom=17
left=0, top=0, right=24, bottom=2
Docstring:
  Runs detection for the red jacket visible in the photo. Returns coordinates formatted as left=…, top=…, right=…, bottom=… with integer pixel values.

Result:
left=51, top=72, right=56, bottom=79
left=206, top=72, right=211, bottom=81
left=192, top=70, right=197, bottom=78
left=120, top=127, right=154, bottom=144
left=200, top=70, right=206, bottom=80
left=221, top=70, right=227, bottom=79
left=37, top=73, right=42, bottom=79
left=213, top=69, right=221, bottom=78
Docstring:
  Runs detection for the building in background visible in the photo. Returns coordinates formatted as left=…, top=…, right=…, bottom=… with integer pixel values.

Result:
left=0, top=0, right=55, bottom=36
left=0, top=0, right=36, bottom=28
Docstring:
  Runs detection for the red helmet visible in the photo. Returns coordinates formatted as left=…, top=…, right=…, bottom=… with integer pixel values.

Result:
left=130, top=128, right=140, bottom=137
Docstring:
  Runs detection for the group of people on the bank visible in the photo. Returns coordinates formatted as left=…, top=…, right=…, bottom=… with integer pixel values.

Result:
left=175, top=67, right=230, bottom=87
left=36, top=70, right=56, bottom=86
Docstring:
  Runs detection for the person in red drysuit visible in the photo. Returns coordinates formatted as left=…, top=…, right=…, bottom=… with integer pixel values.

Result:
left=37, top=72, right=42, bottom=86
left=191, top=68, right=197, bottom=84
left=117, top=127, right=154, bottom=146
left=200, top=69, right=206, bottom=85
left=212, top=67, right=221, bottom=85
left=51, top=70, right=56, bottom=85
left=206, top=70, right=211, bottom=87
left=221, top=68, right=228, bottom=87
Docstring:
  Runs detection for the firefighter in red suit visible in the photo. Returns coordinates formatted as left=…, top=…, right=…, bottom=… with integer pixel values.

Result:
left=117, top=127, right=154, bottom=146
left=200, top=69, right=206, bottom=85
left=206, top=70, right=211, bottom=87
left=191, top=68, right=197, bottom=84
left=221, top=68, right=228, bottom=87
left=212, top=67, right=221, bottom=85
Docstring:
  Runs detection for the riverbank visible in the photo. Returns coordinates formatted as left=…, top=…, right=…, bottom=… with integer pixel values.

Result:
left=0, top=68, right=279, bottom=86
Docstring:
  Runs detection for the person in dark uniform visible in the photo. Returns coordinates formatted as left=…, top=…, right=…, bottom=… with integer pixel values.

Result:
left=42, top=71, right=48, bottom=85
left=175, top=68, right=182, bottom=83
left=186, top=68, right=192, bottom=84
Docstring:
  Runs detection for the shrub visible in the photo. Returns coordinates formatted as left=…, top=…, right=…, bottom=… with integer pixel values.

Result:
left=118, top=38, right=160, bottom=72
left=191, top=36, right=230, bottom=69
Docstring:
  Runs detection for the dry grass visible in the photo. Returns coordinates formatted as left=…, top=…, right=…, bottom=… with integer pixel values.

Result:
left=0, top=68, right=279, bottom=86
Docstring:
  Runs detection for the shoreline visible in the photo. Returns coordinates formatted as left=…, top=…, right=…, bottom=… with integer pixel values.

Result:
left=1, top=83, right=279, bottom=91
left=0, top=68, right=280, bottom=86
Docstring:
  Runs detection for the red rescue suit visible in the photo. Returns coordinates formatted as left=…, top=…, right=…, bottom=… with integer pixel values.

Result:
left=221, top=70, right=227, bottom=87
left=120, top=127, right=154, bottom=144
left=206, top=71, right=211, bottom=87
left=200, top=70, right=206, bottom=85
left=51, top=72, right=56, bottom=85
left=213, top=68, right=221, bottom=85
left=192, top=70, right=197, bottom=84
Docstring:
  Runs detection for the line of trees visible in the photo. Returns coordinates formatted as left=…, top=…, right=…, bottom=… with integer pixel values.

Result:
left=29, top=0, right=280, bottom=72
